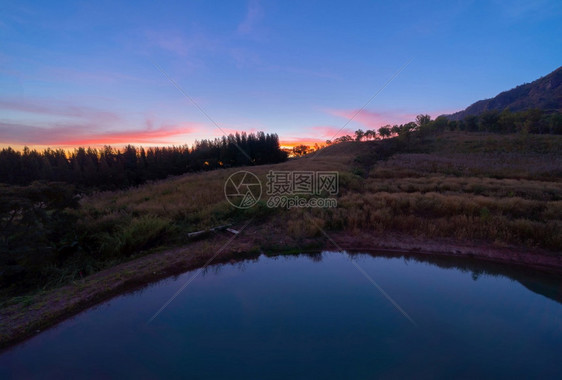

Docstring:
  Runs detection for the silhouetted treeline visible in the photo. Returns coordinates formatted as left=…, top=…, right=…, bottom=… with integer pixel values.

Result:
left=0, top=132, right=287, bottom=189
left=444, top=109, right=562, bottom=134
left=408, top=109, right=561, bottom=136
left=323, top=109, right=562, bottom=149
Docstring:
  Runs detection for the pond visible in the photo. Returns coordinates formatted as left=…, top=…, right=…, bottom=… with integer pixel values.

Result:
left=1, top=251, right=561, bottom=378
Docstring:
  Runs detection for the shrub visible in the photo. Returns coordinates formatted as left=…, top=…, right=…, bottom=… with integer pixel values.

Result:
left=97, top=216, right=170, bottom=258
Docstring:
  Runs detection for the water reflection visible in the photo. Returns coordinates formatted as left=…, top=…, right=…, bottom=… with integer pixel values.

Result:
left=195, top=250, right=562, bottom=305
left=1, top=250, right=560, bottom=379
left=347, top=251, right=562, bottom=304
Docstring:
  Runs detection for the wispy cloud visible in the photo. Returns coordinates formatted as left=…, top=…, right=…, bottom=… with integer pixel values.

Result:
left=61, top=123, right=198, bottom=146
left=143, top=29, right=219, bottom=72
left=328, top=108, right=455, bottom=130
left=44, top=67, right=145, bottom=85
left=0, top=98, right=122, bottom=124
left=146, top=30, right=193, bottom=56
left=0, top=97, right=199, bottom=147
left=0, top=120, right=199, bottom=146
left=328, top=109, right=417, bottom=130
left=0, top=121, right=82, bottom=146
left=237, top=0, right=264, bottom=36
left=310, top=125, right=355, bottom=137
left=141, top=2, right=268, bottom=71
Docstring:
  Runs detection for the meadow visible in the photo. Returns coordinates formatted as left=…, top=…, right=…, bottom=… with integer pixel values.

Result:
left=76, top=131, right=562, bottom=265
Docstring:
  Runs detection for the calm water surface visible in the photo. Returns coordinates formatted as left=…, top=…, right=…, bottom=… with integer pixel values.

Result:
left=1, top=252, right=561, bottom=379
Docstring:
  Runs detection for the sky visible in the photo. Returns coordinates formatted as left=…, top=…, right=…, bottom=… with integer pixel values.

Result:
left=1, top=0, right=561, bottom=149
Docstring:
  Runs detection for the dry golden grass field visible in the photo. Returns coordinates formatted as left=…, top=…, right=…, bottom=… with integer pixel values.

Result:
left=78, top=132, right=562, bottom=261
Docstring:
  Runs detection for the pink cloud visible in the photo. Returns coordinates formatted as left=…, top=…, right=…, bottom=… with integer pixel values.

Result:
left=328, top=108, right=454, bottom=130
left=0, top=121, right=199, bottom=147
left=328, top=109, right=416, bottom=129
left=61, top=123, right=199, bottom=146
left=0, top=97, right=203, bottom=147
left=310, top=125, right=355, bottom=139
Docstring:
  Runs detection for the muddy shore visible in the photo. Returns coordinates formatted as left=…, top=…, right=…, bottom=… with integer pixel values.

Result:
left=1, top=227, right=561, bottom=350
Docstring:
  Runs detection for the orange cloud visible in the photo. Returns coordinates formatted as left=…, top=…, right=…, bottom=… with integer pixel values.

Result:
left=59, top=124, right=199, bottom=146
left=0, top=97, right=202, bottom=148
left=278, top=124, right=354, bottom=148
left=278, top=124, right=355, bottom=148
left=280, top=137, right=327, bottom=149
left=0, top=121, right=199, bottom=147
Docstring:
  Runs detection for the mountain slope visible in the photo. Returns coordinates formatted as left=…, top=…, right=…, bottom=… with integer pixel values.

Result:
left=446, top=66, right=562, bottom=120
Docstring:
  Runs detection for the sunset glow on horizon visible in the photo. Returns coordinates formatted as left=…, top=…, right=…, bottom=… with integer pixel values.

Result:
left=2, top=1, right=561, bottom=150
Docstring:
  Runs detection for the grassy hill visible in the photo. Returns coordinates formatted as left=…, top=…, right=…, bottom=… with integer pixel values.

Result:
left=77, top=131, right=562, bottom=259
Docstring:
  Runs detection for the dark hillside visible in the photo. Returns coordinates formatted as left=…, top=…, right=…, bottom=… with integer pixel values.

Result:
left=447, top=66, right=562, bottom=120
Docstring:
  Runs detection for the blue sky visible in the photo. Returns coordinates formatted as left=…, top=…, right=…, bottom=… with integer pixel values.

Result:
left=1, top=0, right=561, bottom=148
